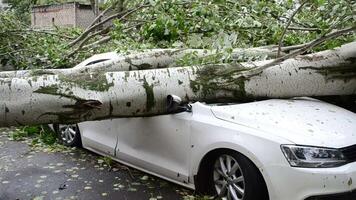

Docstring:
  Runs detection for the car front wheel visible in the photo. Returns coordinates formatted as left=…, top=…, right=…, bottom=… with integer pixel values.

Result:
left=54, top=124, right=82, bottom=147
left=196, top=150, right=269, bottom=200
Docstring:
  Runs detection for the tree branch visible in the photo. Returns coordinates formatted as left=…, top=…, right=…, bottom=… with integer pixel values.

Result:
left=277, top=1, right=307, bottom=57
left=287, top=26, right=321, bottom=32
left=68, top=3, right=149, bottom=48
left=67, top=27, right=111, bottom=57
left=86, top=4, right=113, bottom=31
left=69, top=22, right=145, bottom=56
left=279, top=42, right=312, bottom=52
left=0, top=29, right=74, bottom=39
left=0, top=49, right=27, bottom=57
left=243, top=26, right=356, bottom=78
left=81, top=36, right=112, bottom=50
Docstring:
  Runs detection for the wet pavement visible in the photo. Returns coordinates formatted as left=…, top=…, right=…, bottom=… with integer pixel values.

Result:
left=0, top=129, right=193, bottom=200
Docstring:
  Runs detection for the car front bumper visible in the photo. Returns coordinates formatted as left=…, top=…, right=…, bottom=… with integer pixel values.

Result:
left=264, top=161, right=356, bottom=200
left=305, top=189, right=356, bottom=200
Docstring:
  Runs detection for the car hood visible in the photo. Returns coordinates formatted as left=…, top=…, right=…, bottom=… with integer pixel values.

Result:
left=211, top=98, right=356, bottom=148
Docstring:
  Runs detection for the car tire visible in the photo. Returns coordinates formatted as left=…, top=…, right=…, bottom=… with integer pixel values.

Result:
left=53, top=124, right=82, bottom=147
left=196, top=150, right=269, bottom=200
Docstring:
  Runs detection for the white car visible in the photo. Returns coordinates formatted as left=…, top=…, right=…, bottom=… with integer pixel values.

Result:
left=53, top=97, right=356, bottom=200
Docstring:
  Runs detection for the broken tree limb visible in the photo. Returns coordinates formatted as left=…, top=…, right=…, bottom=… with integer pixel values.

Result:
left=278, top=1, right=307, bottom=57
left=75, top=22, right=146, bottom=54
left=0, top=46, right=291, bottom=79
left=0, top=42, right=355, bottom=127
left=241, top=26, right=356, bottom=78
left=68, top=3, right=150, bottom=48
left=287, top=26, right=321, bottom=32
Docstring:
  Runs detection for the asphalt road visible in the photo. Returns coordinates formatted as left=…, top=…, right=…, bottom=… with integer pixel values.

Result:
left=0, top=129, right=193, bottom=200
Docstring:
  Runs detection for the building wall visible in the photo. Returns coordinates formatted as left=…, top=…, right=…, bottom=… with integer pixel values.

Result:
left=76, top=6, right=96, bottom=29
left=31, top=2, right=104, bottom=29
left=32, top=3, right=77, bottom=29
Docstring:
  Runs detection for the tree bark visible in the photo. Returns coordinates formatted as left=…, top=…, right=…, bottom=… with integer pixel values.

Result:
left=0, top=46, right=286, bottom=79
left=0, top=42, right=355, bottom=127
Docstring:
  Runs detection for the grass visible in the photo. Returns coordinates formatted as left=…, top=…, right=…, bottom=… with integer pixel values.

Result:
left=9, top=125, right=58, bottom=145
left=8, top=125, right=75, bottom=153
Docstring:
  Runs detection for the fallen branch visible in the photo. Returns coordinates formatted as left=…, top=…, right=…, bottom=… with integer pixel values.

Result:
left=287, top=26, right=321, bottom=32
left=68, top=3, right=149, bottom=48
left=69, top=22, right=145, bottom=56
left=67, top=27, right=111, bottom=57
left=278, top=1, right=307, bottom=57
left=0, top=46, right=292, bottom=79
left=0, top=41, right=355, bottom=127
left=242, top=26, right=356, bottom=78
left=81, top=35, right=111, bottom=51
left=86, top=4, right=114, bottom=29
left=0, top=29, right=74, bottom=39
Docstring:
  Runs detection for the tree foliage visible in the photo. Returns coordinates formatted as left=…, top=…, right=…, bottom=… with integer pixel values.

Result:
left=0, top=12, right=86, bottom=69
left=0, top=0, right=355, bottom=71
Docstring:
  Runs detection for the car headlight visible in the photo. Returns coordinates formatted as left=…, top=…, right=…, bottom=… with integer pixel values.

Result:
left=281, top=145, right=347, bottom=168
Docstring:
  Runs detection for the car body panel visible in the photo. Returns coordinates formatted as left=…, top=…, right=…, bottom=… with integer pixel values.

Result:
left=80, top=120, right=118, bottom=156
left=264, top=160, right=356, bottom=200
left=115, top=113, right=192, bottom=183
left=68, top=99, right=356, bottom=200
left=211, top=99, right=356, bottom=148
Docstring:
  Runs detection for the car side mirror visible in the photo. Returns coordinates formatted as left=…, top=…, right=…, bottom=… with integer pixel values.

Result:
left=166, top=95, right=191, bottom=113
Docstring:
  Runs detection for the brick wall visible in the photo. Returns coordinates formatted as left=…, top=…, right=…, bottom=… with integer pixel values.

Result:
left=76, top=7, right=96, bottom=29
left=32, top=3, right=76, bottom=29
left=31, top=3, right=96, bottom=29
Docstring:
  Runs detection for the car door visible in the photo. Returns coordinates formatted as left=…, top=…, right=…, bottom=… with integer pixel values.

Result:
left=115, top=112, right=192, bottom=184
left=79, top=119, right=118, bottom=156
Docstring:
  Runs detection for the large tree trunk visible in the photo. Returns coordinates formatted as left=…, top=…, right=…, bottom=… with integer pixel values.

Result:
left=0, top=42, right=355, bottom=127
left=0, top=46, right=286, bottom=79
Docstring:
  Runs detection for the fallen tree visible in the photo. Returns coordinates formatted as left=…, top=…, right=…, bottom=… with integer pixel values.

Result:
left=0, top=41, right=355, bottom=127
left=0, top=45, right=288, bottom=79
left=2, top=24, right=354, bottom=79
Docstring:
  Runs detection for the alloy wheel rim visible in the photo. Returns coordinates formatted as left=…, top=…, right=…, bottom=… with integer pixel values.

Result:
left=213, top=154, right=245, bottom=200
left=59, top=124, right=77, bottom=144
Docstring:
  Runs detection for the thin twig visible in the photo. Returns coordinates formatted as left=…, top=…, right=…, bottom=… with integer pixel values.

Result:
left=269, top=10, right=311, bottom=29
left=279, top=42, right=312, bottom=52
left=67, top=9, right=127, bottom=47
left=0, top=49, right=26, bottom=57
left=86, top=5, right=113, bottom=31
left=277, top=1, right=307, bottom=57
left=81, top=35, right=111, bottom=50
left=287, top=26, right=321, bottom=32
left=243, top=26, right=356, bottom=78
left=69, top=22, right=145, bottom=56
left=68, top=3, right=149, bottom=48
left=0, top=29, right=74, bottom=39
left=67, top=27, right=111, bottom=57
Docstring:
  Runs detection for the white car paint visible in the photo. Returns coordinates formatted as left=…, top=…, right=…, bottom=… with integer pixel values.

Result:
left=211, top=98, right=356, bottom=148
left=74, top=99, right=356, bottom=200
